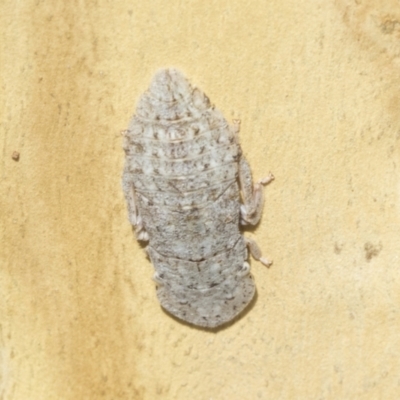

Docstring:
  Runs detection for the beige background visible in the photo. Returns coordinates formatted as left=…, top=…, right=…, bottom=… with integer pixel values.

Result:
left=1, top=0, right=400, bottom=399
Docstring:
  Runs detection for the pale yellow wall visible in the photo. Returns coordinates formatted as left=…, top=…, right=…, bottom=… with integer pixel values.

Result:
left=1, top=0, right=400, bottom=399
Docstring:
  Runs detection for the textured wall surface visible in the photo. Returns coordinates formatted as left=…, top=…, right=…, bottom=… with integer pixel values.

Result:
left=1, top=0, right=400, bottom=399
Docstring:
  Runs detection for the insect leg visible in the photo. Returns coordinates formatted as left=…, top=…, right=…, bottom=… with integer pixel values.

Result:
left=237, top=261, right=251, bottom=277
left=122, top=168, right=149, bottom=241
left=238, top=156, right=274, bottom=225
left=153, top=272, right=165, bottom=285
left=244, top=236, right=272, bottom=267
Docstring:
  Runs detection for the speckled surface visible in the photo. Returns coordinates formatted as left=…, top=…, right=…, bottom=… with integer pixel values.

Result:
left=1, top=0, right=400, bottom=398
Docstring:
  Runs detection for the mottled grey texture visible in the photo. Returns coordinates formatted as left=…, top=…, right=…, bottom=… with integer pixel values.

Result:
left=122, top=69, right=272, bottom=328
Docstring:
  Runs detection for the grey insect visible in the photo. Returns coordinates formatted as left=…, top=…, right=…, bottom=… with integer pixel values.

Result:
left=122, top=68, right=274, bottom=328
